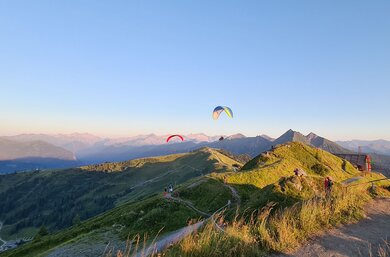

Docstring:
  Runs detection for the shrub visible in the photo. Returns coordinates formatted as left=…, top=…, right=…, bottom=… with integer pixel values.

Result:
left=311, top=163, right=329, bottom=176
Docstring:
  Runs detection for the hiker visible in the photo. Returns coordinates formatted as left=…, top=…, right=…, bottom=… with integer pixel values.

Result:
left=328, top=177, right=333, bottom=192
left=164, top=187, right=167, bottom=196
left=223, top=175, right=227, bottom=184
left=324, top=177, right=329, bottom=193
left=325, top=177, right=333, bottom=196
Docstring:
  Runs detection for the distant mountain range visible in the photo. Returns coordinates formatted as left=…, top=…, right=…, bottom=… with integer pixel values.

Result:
left=0, top=138, right=76, bottom=161
left=4, top=133, right=104, bottom=153
left=0, top=130, right=361, bottom=173
left=337, top=139, right=390, bottom=156
left=0, top=138, right=79, bottom=173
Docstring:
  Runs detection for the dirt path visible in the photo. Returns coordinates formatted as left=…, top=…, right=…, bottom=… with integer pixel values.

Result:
left=135, top=195, right=231, bottom=257
left=280, top=198, right=390, bottom=257
left=134, top=220, right=205, bottom=257
left=224, top=184, right=241, bottom=206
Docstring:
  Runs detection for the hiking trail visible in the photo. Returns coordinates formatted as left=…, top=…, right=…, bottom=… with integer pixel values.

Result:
left=278, top=198, right=390, bottom=257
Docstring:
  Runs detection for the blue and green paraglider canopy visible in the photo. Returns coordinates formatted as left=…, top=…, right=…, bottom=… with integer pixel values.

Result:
left=213, top=106, right=233, bottom=120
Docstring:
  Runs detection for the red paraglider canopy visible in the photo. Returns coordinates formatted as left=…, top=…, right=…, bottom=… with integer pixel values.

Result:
left=166, top=135, right=184, bottom=143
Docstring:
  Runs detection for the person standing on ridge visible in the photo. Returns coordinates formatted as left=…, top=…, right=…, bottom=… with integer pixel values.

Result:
left=324, top=177, right=329, bottom=195
left=328, top=177, right=333, bottom=193
left=325, top=177, right=333, bottom=196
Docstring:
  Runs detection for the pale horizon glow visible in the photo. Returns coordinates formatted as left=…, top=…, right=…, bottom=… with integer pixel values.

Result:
left=1, top=1, right=389, bottom=141
left=0, top=127, right=388, bottom=142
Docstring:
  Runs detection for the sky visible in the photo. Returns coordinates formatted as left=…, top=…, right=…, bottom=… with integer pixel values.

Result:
left=0, top=1, right=389, bottom=140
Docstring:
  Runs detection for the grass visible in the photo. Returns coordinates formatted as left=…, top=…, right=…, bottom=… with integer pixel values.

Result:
left=108, top=143, right=390, bottom=257
left=157, top=143, right=390, bottom=256
left=0, top=226, right=37, bottom=241
left=0, top=196, right=200, bottom=257
left=377, top=240, right=390, bottom=257
left=177, top=178, right=232, bottom=213
left=226, top=143, right=360, bottom=189
left=0, top=148, right=240, bottom=242
left=3, top=142, right=390, bottom=257
left=256, top=190, right=368, bottom=252
left=80, top=153, right=189, bottom=172
left=211, top=143, right=389, bottom=211
left=1, top=176, right=236, bottom=257
left=161, top=186, right=371, bottom=256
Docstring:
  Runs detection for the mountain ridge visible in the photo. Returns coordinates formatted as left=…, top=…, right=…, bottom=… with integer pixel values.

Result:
left=337, top=139, right=390, bottom=156
left=0, top=130, right=353, bottom=172
left=273, top=130, right=352, bottom=154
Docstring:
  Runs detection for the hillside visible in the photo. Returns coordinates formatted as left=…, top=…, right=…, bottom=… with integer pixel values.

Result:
left=0, top=176, right=234, bottom=257
left=4, top=143, right=389, bottom=257
left=161, top=143, right=390, bottom=256
left=221, top=142, right=374, bottom=208
left=0, top=148, right=241, bottom=244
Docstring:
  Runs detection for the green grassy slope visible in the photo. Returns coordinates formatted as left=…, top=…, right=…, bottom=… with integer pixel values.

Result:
left=212, top=142, right=388, bottom=210
left=0, top=148, right=241, bottom=241
left=161, top=143, right=390, bottom=256
left=3, top=143, right=389, bottom=257
left=1, top=174, right=234, bottom=257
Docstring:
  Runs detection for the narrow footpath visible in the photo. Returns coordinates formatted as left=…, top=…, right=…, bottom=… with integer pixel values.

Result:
left=279, top=198, right=390, bottom=257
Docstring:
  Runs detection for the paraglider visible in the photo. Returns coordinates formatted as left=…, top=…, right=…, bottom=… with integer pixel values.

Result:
left=213, top=106, right=233, bottom=120
left=166, top=134, right=184, bottom=143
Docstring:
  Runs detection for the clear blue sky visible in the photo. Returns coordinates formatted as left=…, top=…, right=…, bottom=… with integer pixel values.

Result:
left=1, top=1, right=389, bottom=140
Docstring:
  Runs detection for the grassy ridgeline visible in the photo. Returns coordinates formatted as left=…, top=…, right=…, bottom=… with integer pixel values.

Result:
left=159, top=143, right=390, bottom=256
